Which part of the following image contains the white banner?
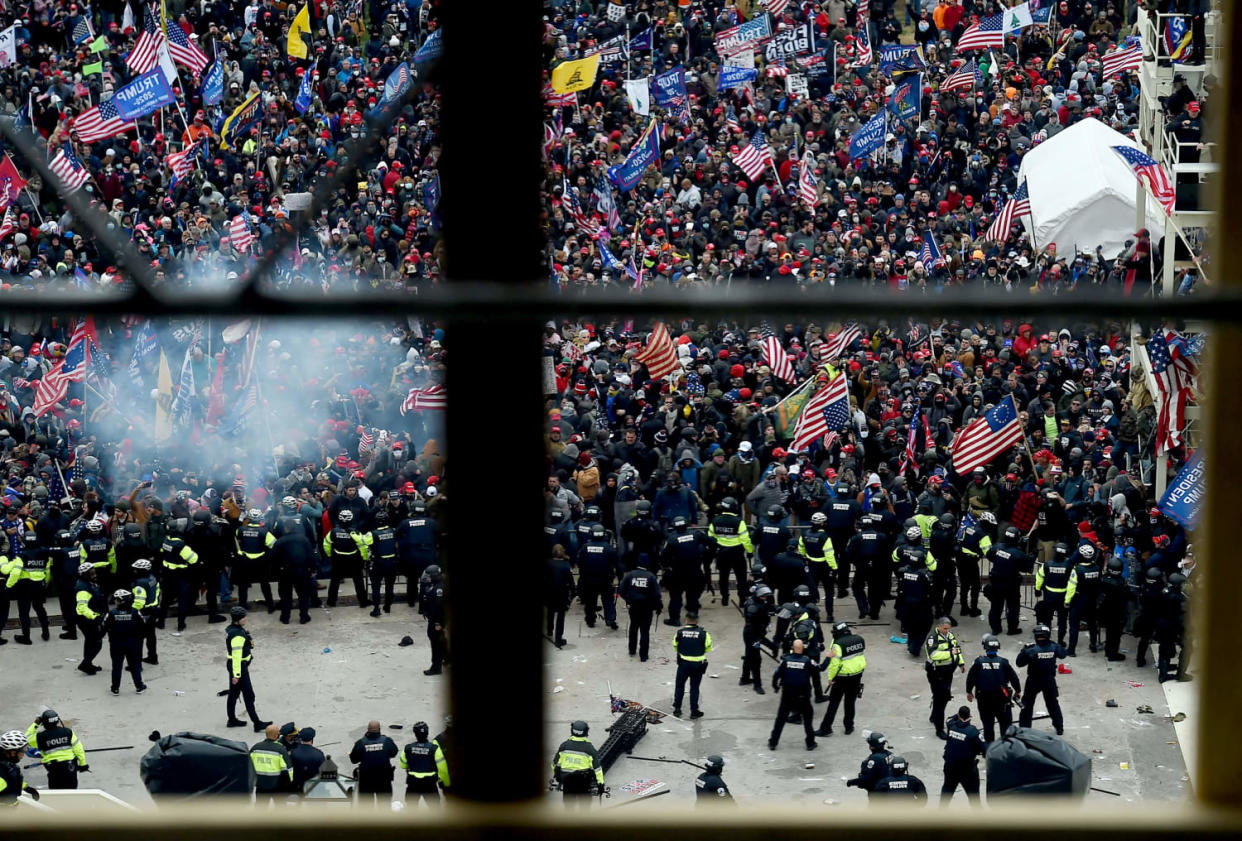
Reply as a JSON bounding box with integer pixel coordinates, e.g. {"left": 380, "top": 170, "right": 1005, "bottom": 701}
{"left": 625, "top": 78, "right": 651, "bottom": 116}
{"left": 1003, "top": 2, "right": 1033, "bottom": 33}
{"left": 724, "top": 49, "right": 754, "bottom": 68}
{"left": 0, "top": 26, "right": 16, "bottom": 68}
{"left": 606, "top": 2, "right": 626, "bottom": 22}
{"left": 785, "top": 74, "right": 808, "bottom": 97}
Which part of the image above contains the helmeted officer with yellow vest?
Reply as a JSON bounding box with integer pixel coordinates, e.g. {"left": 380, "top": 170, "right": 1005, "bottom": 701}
{"left": 816, "top": 621, "right": 867, "bottom": 736}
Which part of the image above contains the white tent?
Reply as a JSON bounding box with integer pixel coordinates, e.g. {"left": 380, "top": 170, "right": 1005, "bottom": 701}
{"left": 1017, "top": 117, "right": 1166, "bottom": 258}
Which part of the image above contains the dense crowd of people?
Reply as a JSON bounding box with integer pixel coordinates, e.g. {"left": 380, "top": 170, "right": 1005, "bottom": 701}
{"left": 543, "top": 0, "right": 1211, "bottom": 294}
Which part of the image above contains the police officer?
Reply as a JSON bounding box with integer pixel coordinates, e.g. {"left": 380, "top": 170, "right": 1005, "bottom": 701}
{"left": 708, "top": 497, "right": 752, "bottom": 607}
{"left": 225, "top": 606, "right": 272, "bottom": 731}
{"left": 1156, "top": 573, "right": 1188, "bottom": 683}
{"left": 400, "top": 721, "right": 449, "bottom": 807}
{"left": 397, "top": 499, "right": 440, "bottom": 605}
{"left": 158, "top": 522, "right": 200, "bottom": 632}
{"left": 350, "top": 720, "right": 399, "bottom": 805}
{"left": 289, "top": 726, "right": 325, "bottom": 794}
{"left": 130, "top": 560, "right": 161, "bottom": 665}
{"left": 660, "top": 516, "right": 709, "bottom": 626}
{"left": 870, "top": 755, "right": 927, "bottom": 802}
{"left": 618, "top": 555, "right": 662, "bottom": 661}
{"left": 74, "top": 562, "right": 106, "bottom": 675}
{"left": 800, "top": 512, "right": 838, "bottom": 619}
{"left": 940, "top": 706, "right": 986, "bottom": 805}
{"left": 986, "top": 526, "right": 1027, "bottom": 636}
{"left": 694, "top": 755, "right": 733, "bottom": 804}
{"left": 324, "top": 509, "right": 371, "bottom": 608}
{"left": 1035, "top": 542, "right": 1073, "bottom": 646}
{"left": 544, "top": 509, "right": 573, "bottom": 556}
{"left": 826, "top": 492, "right": 860, "bottom": 598}
{"left": 420, "top": 565, "right": 447, "bottom": 675}
{"left": 103, "top": 589, "right": 147, "bottom": 695}
{"left": 367, "top": 511, "right": 401, "bottom": 616}
{"left": 929, "top": 513, "right": 958, "bottom": 623}
{"left": 234, "top": 508, "right": 276, "bottom": 612}
{"left": 768, "top": 538, "right": 812, "bottom": 607}
{"left": 740, "top": 584, "right": 774, "bottom": 694}
{"left": 965, "top": 635, "right": 1022, "bottom": 742}
{"left": 1066, "top": 543, "right": 1102, "bottom": 656}
{"left": 620, "top": 500, "right": 664, "bottom": 571}
{"left": 785, "top": 595, "right": 828, "bottom": 703}
{"left": 184, "top": 509, "right": 229, "bottom": 624}
{"left": 1, "top": 729, "right": 40, "bottom": 804}
{"left": 844, "top": 514, "right": 885, "bottom": 619}
{"left": 77, "top": 520, "right": 116, "bottom": 593}
{"left": 272, "top": 510, "right": 315, "bottom": 625}
{"left": 846, "top": 732, "right": 893, "bottom": 797}
{"left": 957, "top": 512, "right": 994, "bottom": 618}
{"left": 552, "top": 720, "right": 605, "bottom": 808}
{"left": 545, "top": 545, "right": 575, "bottom": 648}
{"left": 925, "top": 617, "right": 965, "bottom": 738}
{"left": 895, "top": 530, "right": 934, "bottom": 657}
{"left": 114, "top": 524, "right": 148, "bottom": 579}
{"left": 769, "top": 639, "right": 818, "bottom": 751}
{"left": 51, "top": 530, "right": 79, "bottom": 639}
{"left": 6, "top": 531, "right": 50, "bottom": 643}
{"left": 250, "top": 723, "right": 294, "bottom": 806}
{"left": 1134, "top": 566, "right": 1165, "bottom": 668}
{"left": 816, "top": 621, "right": 866, "bottom": 736}
{"left": 577, "top": 523, "right": 621, "bottom": 630}
{"left": 756, "top": 506, "right": 792, "bottom": 566}
{"left": 1098, "top": 557, "right": 1130, "bottom": 662}
{"left": 24, "top": 710, "right": 87, "bottom": 790}
{"left": 673, "top": 612, "right": 712, "bottom": 718}
{"left": 1016, "top": 624, "right": 1068, "bottom": 735}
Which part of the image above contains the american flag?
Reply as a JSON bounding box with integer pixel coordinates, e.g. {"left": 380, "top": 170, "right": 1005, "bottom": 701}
{"left": 49, "top": 144, "right": 90, "bottom": 193}
{"left": 400, "top": 383, "right": 447, "bottom": 414}
{"left": 586, "top": 34, "right": 628, "bottom": 64}
{"left": 1112, "top": 145, "right": 1175, "bottom": 214}
{"left": 898, "top": 403, "right": 933, "bottom": 476}
{"left": 906, "top": 318, "right": 930, "bottom": 349}
{"left": 72, "top": 15, "right": 93, "bottom": 45}
{"left": 985, "top": 181, "right": 1031, "bottom": 242}
{"left": 819, "top": 324, "right": 862, "bottom": 362}
{"left": 358, "top": 428, "right": 375, "bottom": 454}
{"left": 562, "top": 179, "right": 601, "bottom": 237}
{"left": 797, "top": 157, "right": 818, "bottom": 208}
{"left": 86, "top": 337, "right": 117, "bottom": 404}
{"left": 220, "top": 382, "right": 258, "bottom": 435}
{"left": 957, "top": 13, "right": 1005, "bottom": 51}
{"left": 764, "top": 0, "right": 791, "bottom": 17}
{"left": 949, "top": 393, "right": 1024, "bottom": 474}
{"left": 543, "top": 82, "right": 577, "bottom": 108}
{"left": 761, "top": 323, "right": 796, "bottom": 382}
{"left": 72, "top": 98, "right": 136, "bottom": 143}
{"left": 725, "top": 106, "right": 741, "bottom": 133}
{"left": 941, "top": 59, "right": 980, "bottom": 92}
{"left": 229, "top": 210, "right": 253, "bottom": 252}
{"left": 791, "top": 369, "right": 850, "bottom": 452}
{"left": 731, "top": 131, "right": 773, "bottom": 180}
{"left": 127, "top": 5, "right": 163, "bottom": 75}
{"left": 167, "top": 138, "right": 204, "bottom": 184}
{"left": 165, "top": 18, "right": 209, "bottom": 73}
{"left": 919, "top": 231, "right": 945, "bottom": 270}
{"left": 1102, "top": 43, "right": 1143, "bottom": 78}
{"left": 33, "top": 319, "right": 93, "bottom": 417}
{"left": 857, "top": 0, "right": 871, "bottom": 23}
{"left": 1146, "top": 330, "right": 1197, "bottom": 452}
{"left": 0, "top": 206, "right": 15, "bottom": 241}
{"left": 594, "top": 177, "right": 621, "bottom": 232}
{"left": 853, "top": 24, "right": 874, "bottom": 66}
{"left": 635, "top": 323, "right": 680, "bottom": 380}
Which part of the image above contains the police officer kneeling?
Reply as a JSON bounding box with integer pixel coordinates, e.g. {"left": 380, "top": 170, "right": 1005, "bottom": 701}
{"left": 694, "top": 755, "right": 733, "bottom": 805}
{"left": 870, "top": 755, "right": 927, "bottom": 803}
{"left": 552, "top": 721, "right": 605, "bottom": 809}
{"left": 940, "top": 706, "right": 986, "bottom": 806}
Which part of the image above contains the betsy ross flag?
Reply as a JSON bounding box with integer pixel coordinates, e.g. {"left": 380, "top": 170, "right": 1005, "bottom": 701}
{"left": 941, "top": 59, "right": 980, "bottom": 92}
{"left": 400, "top": 383, "right": 447, "bottom": 414}
{"left": 1111, "top": 145, "right": 1175, "bottom": 213}
{"left": 49, "top": 144, "right": 90, "bottom": 193}
{"left": 167, "top": 138, "right": 204, "bottom": 185}
{"left": 819, "top": 324, "right": 862, "bottom": 362}
{"left": 635, "top": 322, "right": 680, "bottom": 379}
{"left": 957, "top": 13, "right": 1005, "bottom": 51}
{"left": 72, "top": 98, "right": 137, "bottom": 143}
{"left": 229, "top": 210, "right": 254, "bottom": 252}
{"left": 1102, "top": 42, "right": 1142, "bottom": 78}
{"left": 797, "top": 157, "right": 818, "bottom": 208}
{"left": 985, "top": 180, "right": 1031, "bottom": 241}
{"left": 731, "top": 131, "right": 773, "bottom": 180}
{"left": 761, "top": 323, "right": 796, "bottom": 382}
{"left": 165, "top": 17, "right": 209, "bottom": 72}
{"left": 127, "top": 4, "right": 163, "bottom": 74}
{"left": 791, "top": 368, "right": 850, "bottom": 452}
{"left": 949, "top": 393, "right": 1023, "bottom": 474}
{"left": 1146, "top": 329, "right": 1198, "bottom": 452}
{"left": 33, "top": 318, "right": 95, "bottom": 416}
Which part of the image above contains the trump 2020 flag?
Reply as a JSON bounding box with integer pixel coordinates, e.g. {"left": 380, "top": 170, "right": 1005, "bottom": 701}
{"left": 653, "top": 65, "right": 689, "bottom": 120}
{"left": 849, "top": 111, "right": 886, "bottom": 160}
{"left": 201, "top": 54, "right": 224, "bottom": 106}
{"left": 294, "top": 66, "right": 314, "bottom": 114}
{"left": 608, "top": 118, "right": 660, "bottom": 192}
{"left": 718, "top": 64, "right": 758, "bottom": 92}
{"left": 886, "top": 73, "right": 921, "bottom": 121}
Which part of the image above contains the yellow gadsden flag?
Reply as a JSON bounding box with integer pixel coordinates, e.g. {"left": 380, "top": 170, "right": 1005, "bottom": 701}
{"left": 550, "top": 54, "right": 601, "bottom": 94}
{"left": 287, "top": 3, "right": 311, "bottom": 59}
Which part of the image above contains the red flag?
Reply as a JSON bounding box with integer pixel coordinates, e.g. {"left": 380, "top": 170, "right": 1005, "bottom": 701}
{"left": 0, "top": 156, "right": 27, "bottom": 208}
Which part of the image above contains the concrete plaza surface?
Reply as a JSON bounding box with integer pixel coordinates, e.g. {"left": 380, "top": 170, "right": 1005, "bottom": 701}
{"left": 3, "top": 594, "right": 1191, "bottom": 809}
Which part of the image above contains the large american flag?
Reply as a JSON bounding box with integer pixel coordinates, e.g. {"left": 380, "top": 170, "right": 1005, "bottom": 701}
{"left": 853, "top": 24, "right": 874, "bottom": 66}
{"left": 1146, "top": 330, "right": 1198, "bottom": 452}
{"left": 792, "top": 370, "right": 850, "bottom": 452}
{"left": 1102, "top": 43, "right": 1143, "bottom": 78}
{"left": 400, "top": 383, "right": 447, "bottom": 414}
{"left": 229, "top": 211, "right": 253, "bottom": 252}
{"left": 1112, "top": 145, "right": 1175, "bottom": 214}
{"left": 33, "top": 319, "right": 93, "bottom": 416}
{"left": 957, "top": 13, "right": 1005, "bottom": 51}
{"left": 635, "top": 322, "right": 680, "bottom": 380}
{"left": 49, "top": 145, "right": 90, "bottom": 193}
{"left": 797, "top": 157, "right": 818, "bottom": 208}
{"left": 127, "top": 5, "right": 163, "bottom": 75}
{"left": 165, "top": 18, "right": 209, "bottom": 73}
{"left": 819, "top": 324, "right": 862, "bottom": 362}
{"left": 985, "top": 181, "right": 1031, "bottom": 242}
{"left": 761, "top": 324, "right": 796, "bottom": 382}
{"left": 167, "top": 138, "right": 204, "bottom": 183}
{"left": 941, "top": 59, "right": 980, "bottom": 92}
{"left": 72, "top": 98, "right": 136, "bottom": 143}
{"left": 949, "top": 394, "right": 1023, "bottom": 474}
{"left": 731, "top": 131, "right": 773, "bottom": 180}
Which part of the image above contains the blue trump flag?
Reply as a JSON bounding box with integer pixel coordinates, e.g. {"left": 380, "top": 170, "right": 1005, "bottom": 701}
{"left": 608, "top": 118, "right": 660, "bottom": 192}
{"left": 599, "top": 240, "right": 625, "bottom": 272}
{"left": 718, "top": 64, "right": 758, "bottom": 92}
{"left": 849, "top": 111, "right": 886, "bottom": 160}
{"left": 415, "top": 28, "right": 442, "bottom": 64}
{"left": 384, "top": 61, "right": 414, "bottom": 103}
{"left": 201, "top": 55, "right": 224, "bottom": 106}
{"left": 294, "top": 65, "right": 314, "bottom": 114}
{"left": 114, "top": 69, "right": 176, "bottom": 120}
{"left": 879, "top": 44, "right": 923, "bottom": 75}
{"left": 653, "top": 65, "right": 688, "bottom": 115}
{"left": 1159, "top": 450, "right": 1204, "bottom": 528}
{"left": 629, "top": 27, "right": 653, "bottom": 50}
{"left": 887, "top": 73, "right": 921, "bottom": 121}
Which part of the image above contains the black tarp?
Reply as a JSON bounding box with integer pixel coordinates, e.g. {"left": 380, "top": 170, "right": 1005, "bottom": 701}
{"left": 985, "top": 726, "right": 1092, "bottom": 797}
{"left": 140, "top": 732, "right": 255, "bottom": 797}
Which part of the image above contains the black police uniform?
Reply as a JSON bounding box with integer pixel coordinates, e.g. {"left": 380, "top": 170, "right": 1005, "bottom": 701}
{"left": 1066, "top": 553, "right": 1102, "bottom": 655}
{"left": 985, "top": 540, "right": 1026, "bottom": 635}
{"left": 271, "top": 518, "right": 315, "bottom": 624}
{"left": 234, "top": 521, "right": 276, "bottom": 610}
{"left": 957, "top": 522, "right": 991, "bottom": 616}
{"left": 544, "top": 552, "right": 575, "bottom": 644}
{"left": 694, "top": 769, "right": 733, "bottom": 804}
{"left": 785, "top": 606, "right": 827, "bottom": 701}
{"left": 349, "top": 731, "right": 399, "bottom": 802}
{"left": 708, "top": 510, "right": 751, "bottom": 606}
{"left": 673, "top": 622, "right": 711, "bottom": 715}
{"left": 799, "top": 526, "right": 836, "bottom": 619}
{"left": 1035, "top": 552, "right": 1073, "bottom": 644}
{"left": 740, "top": 593, "right": 773, "bottom": 691}
{"left": 756, "top": 520, "right": 791, "bottom": 566}
{"left": 158, "top": 533, "right": 198, "bottom": 630}
{"left": 0, "top": 757, "right": 32, "bottom": 804}
{"left": 226, "top": 620, "right": 262, "bottom": 725}
{"left": 185, "top": 515, "right": 230, "bottom": 620}
{"left": 767, "top": 544, "right": 811, "bottom": 606}
{"left": 103, "top": 603, "right": 147, "bottom": 693}
{"left": 1134, "top": 573, "right": 1165, "bottom": 668}
{"left": 50, "top": 541, "right": 78, "bottom": 638}
{"left": 924, "top": 628, "right": 964, "bottom": 735}
{"left": 940, "top": 714, "right": 986, "bottom": 804}
{"left": 871, "top": 770, "right": 928, "bottom": 802}
{"left": 827, "top": 498, "right": 860, "bottom": 597}
{"left": 325, "top": 524, "right": 368, "bottom": 608}
{"left": 618, "top": 565, "right": 662, "bottom": 661}
{"left": 847, "top": 748, "right": 892, "bottom": 796}
{"left": 420, "top": 573, "right": 447, "bottom": 674}
{"left": 845, "top": 522, "right": 884, "bottom": 618}
{"left": 965, "top": 650, "right": 1021, "bottom": 742}
{"left": 400, "top": 738, "right": 446, "bottom": 805}
{"left": 1016, "top": 637, "right": 1069, "bottom": 733}
{"left": 396, "top": 513, "right": 439, "bottom": 599}
{"left": 289, "top": 739, "right": 325, "bottom": 793}
{"left": 620, "top": 514, "right": 663, "bottom": 572}
{"left": 769, "top": 651, "right": 817, "bottom": 750}
{"left": 1099, "top": 568, "right": 1130, "bottom": 660}
{"left": 1155, "top": 583, "right": 1187, "bottom": 683}
{"left": 659, "top": 528, "right": 709, "bottom": 625}
{"left": 818, "top": 631, "right": 866, "bottom": 734}
{"left": 576, "top": 537, "right": 622, "bottom": 628}
{"left": 895, "top": 555, "right": 933, "bottom": 656}
{"left": 131, "top": 571, "right": 161, "bottom": 663}
{"left": 368, "top": 523, "right": 400, "bottom": 614}
{"left": 74, "top": 574, "right": 106, "bottom": 672}
{"left": 9, "top": 544, "right": 51, "bottom": 640}
{"left": 929, "top": 520, "right": 958, "bottom": 619}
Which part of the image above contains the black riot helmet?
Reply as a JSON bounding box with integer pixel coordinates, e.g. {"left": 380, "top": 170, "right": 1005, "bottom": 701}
{"left": 1145, "top": 566, "right": 1164, "bottom": 584}
{"left": 1054, "top": 542, "right": 1070, "bottom": 560}
{"left": 672, "top": 516, "right": 689, "bottom": 531}
{"left": 122, "top": 522, "right": 143, "bottom": 543}
{"left": 832, "top": 621, "right": 850, "bottom": 638}
{"left": 704, "top": 755, "right": 724, "bottom": 773}
{"left": 866, "top": 732, "right": 887, "bottom": 750}
{"left": 937, "top": 513, "right": 955, "bottom": 530}
{"left": 720, "top": 497, "right": 739, "bottom": 513}
{"left": 1168, "top": 572, "right": 1187, "bottom": 589}
{"left": 1004, "top": 526, "right": 1021, "bottom": 542}
{"left": 1106, "top": 557, "right": 1124, "bottom": 573}
{"left": 584, "top": 505, "right": 602, "bottom": 522}
{"left": 636, "top": 500, "right": 652, "bottom": 516}
{"left": 570, "top": 720, "right": 589, "bottom": 737}
{"left": 793, "top": 584, "right": 812, "bottom": 604}
{"left": 1033, "top": 624, "right": 1052, "bottom": 640}
{"left": 589, "top": 523, "right": 606, "bottom": 540}
{"left": 413, "top": 721, "right": 430, "bottom": 741}
{"left": 889, "top": 755, "right": 909, "bottom": 774}
{"left": 767, "top": 505, "right": 786, "bottom": 521}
